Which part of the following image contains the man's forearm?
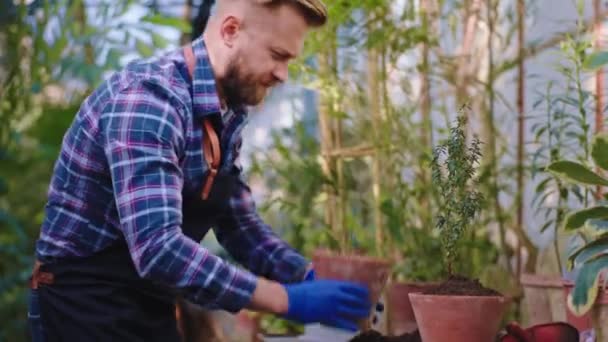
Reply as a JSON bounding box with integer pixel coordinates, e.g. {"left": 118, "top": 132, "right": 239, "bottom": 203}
{"left": 247, "top": 277, "right": 289, "bottom": 315}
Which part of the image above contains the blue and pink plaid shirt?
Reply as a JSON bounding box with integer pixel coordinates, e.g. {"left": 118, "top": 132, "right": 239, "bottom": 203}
{"left": 35, "top": 37, "right": 308, "bottom": 313}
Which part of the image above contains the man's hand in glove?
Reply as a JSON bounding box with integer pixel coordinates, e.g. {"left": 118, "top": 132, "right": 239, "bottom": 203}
{"left": 282, "top": 280, "right": 372, "bottom": 331}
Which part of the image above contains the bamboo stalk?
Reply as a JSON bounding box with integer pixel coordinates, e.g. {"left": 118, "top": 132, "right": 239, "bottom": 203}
{"left": 323, "top": 144, "right": 375, "bottom": 158}
{"left": 317, "top": 50, "right": 337, "bottom": 238}
{"left": 595, "top": 0, "right": 604, "bottom": 200}
{"left": 419, "top": 0, "right": 433, "bottom": 233}
{"left": 180, "top": 0, "right": 193, "bottom": 44}
{"left": 515, "top": 0, "right": 526, "bottom": 281}
{"left": 335, "top": 105, "right": 347, "bottom": 251}
{"left": 486, "top": 0, "right": 513, "bottom": 276}
{"left": 75, "top": 0, "right": 94, "bottom": 65}
{"left": 367, "top": 9, "right": 384, "bottom": 255}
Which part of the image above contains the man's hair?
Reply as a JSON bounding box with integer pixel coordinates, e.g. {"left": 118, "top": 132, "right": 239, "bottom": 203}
{"left": 256, "top": 0, "right": 327, "bottom": 27}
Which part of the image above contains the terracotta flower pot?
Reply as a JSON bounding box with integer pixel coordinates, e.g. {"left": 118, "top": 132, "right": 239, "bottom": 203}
{"left": 386, "top": 282, "right": 437, "bottom": 336}
{"left": 409, "top": 293, "right": 509, "bottom": 342}
{"left": 311, "top": 249, "right": 392, "bottom": 329}
{"left": 520, "top": 273, "right": 566, "bottom": 325}
{"left": 563, "top": 281, "right": 608, "bottom": 342}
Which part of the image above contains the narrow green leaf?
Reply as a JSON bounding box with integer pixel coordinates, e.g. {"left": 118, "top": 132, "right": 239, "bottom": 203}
{"left": 141, "top": 14, "right": 192, "bottom": 33}
{"left": 540, "top": 219, "right": 555, "bottom": 233}
{"left": 591, "top": 134, "right": 608, "bottom": 171}
{"left": 583, "top": 51, "right": 608, "bottom": 70}
{"left": 136, "top": 39, "right": 153, "bottom": 57}
{"left": 568, "top": 253, "right": 608, "bottom": 316}
{"left": 564, "top": 206, "right": 608, "bottom": 231}
{"left": 151, "top": 33, "right": 169, "bottom": 49}
{"left": 547, "top": 161, "right": 608, "bottom": 186}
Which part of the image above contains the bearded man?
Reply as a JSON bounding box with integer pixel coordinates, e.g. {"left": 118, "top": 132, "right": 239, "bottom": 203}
{"left": 27, "top": 1, "right": 372, "bottom": 341}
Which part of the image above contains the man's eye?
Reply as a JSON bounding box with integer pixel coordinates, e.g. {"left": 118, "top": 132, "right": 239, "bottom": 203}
{"left": 271, "top": 51, "right": 286, "bottom": 60}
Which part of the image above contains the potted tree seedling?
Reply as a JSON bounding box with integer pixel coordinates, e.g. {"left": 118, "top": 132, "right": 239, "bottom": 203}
{"left": 408, "top": 114, "right": 509, "bottom": 342}
{"left": 546, "top": 133, "right": 608, "bottom": 341}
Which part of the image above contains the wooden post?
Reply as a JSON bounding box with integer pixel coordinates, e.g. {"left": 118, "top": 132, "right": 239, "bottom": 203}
{"left": 595, "top": 0, "right": 604, "bottom": 200}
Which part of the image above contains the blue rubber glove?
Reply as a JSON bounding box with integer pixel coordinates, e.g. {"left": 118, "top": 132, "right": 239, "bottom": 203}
{"left": 283, "top": 280, "right": 371, "bottom": 332}
{"left": 303, "top": 268, "right": 315, "bottom": 281}
{"left": 301, "top": 267, "right": 384, "bottom": 326}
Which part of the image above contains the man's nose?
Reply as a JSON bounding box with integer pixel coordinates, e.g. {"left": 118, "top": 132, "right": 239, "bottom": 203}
{"left": 273, "top": 62, "right": 289, "bottom": 83}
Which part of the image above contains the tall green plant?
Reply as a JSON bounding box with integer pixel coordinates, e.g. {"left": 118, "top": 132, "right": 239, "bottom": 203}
{"left": 546, "top": 134, "right": 608, "bottom": 316}
{"left": 431, "top": 114, "right": 484, "bottom": 274}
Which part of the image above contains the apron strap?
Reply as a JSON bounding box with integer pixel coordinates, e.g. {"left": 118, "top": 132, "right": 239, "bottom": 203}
{"left": 183, "top": 45, "right": 221, "bottom": 200}
{"left": 28, "top": 260, "right": 54, "bottom": 289}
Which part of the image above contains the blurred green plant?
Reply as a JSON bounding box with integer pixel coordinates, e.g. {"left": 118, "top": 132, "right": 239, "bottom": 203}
{"left": 0, "top": 1, "right": 191, "bottom": 339}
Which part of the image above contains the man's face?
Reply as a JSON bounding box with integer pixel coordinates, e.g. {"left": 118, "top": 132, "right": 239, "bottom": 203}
{"left": 220, "top": 4, "right": 309, "bottom": 107}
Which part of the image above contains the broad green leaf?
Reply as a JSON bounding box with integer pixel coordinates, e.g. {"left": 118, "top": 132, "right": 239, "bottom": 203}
{"left": 591, "top": 134, "right": 608, "bottom": 171}
{"left": 568, "top": 233, "right": 608, "bottom": 268}
{"left": 563, "top": 206, "right": 608, "bottom": 231}
{"left": 585, "top": 219, "right": 608, "bottom": 233}
{"left": 141, "top": 15, "right": 192, "bottom": 33}
{"left": 136, "top": 39, "right": 153, "bottom": 58}
{"left": 583, "top": 51, "right": 608, "bottom": 70}
{"left": 568, "top": 253, "right": 608, "bottom": 316}
{"left": 547, "top": 161, "right": 608, "bottom": 186}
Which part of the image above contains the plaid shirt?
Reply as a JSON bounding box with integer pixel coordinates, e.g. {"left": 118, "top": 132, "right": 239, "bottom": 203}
{"left": 35, "top": 37, "right": 308, "bottom": 313}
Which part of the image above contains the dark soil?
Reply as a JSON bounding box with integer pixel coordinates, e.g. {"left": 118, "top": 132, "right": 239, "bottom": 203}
{"left": 423, "top": 274, "right": 501, "bottom": 296}
{"left": 349, "top": 330, "right": 421, "bottom": 342}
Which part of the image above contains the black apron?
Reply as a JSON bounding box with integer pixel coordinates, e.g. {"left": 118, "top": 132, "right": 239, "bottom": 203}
{"left": 36, "top": 142, "right": 239, "bottom": 342}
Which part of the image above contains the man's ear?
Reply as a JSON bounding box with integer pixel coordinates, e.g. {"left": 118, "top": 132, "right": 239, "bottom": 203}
{"left": 220, "top": 16, "right": 240, "bottom": 48}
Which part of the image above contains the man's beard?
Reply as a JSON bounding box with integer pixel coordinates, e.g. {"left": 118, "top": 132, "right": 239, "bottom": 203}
{"left": 220, "top": 57, "right": 268, "bottom": 107}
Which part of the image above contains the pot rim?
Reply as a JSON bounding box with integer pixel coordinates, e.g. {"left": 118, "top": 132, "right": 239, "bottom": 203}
{"left": 311, "top": 249, "right": 392, "bottom": 266}
{"left": 519, "top": 273, "right": 564, "bottom": 288}
{"left": 408, "top": 292, "right": 508, "bottom": 301}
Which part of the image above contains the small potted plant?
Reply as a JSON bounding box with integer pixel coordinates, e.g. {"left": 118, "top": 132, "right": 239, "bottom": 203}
{"left": 408, "top": 114, "right": 509, "bottom": 342}
{"left": 546, "top": 133, "right": 608, "bottom": 341}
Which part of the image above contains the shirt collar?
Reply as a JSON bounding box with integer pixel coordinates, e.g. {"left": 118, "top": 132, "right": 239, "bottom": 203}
{"left": 189, "top": 37, "right": 223, "bottom": 120}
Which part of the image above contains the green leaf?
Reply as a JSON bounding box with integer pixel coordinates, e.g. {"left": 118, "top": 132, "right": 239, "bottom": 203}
{"left": 547, "top": 161, "right": 608, "bottom": 186}
{"left": 564, "top": 206, "right": 608, "bottom": 231}
{"left": 151, "top": 33, "right": 169, "bottom": 49}
{"left": 591, "top": 134, "right": 608, "bottom": 171}
{"left": 583, "top": 51, "right": 608, "bottom": 70}
{"left": 540, "top": 220, "right": 555, "bottom": 233}
{"left": 568, "top": 233, "right": 608, "bottom": 267}
{"left": 568, "top": 253, "right": 608, "bottom": 316}
{"left": 136, "top": 39, "right": 153, "bottom": 57}
{"left": 141, "top": 14, "right": 192, "bottom": 33}
{"left": 585, "top": 219, "right": 608, "bottom": 233}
